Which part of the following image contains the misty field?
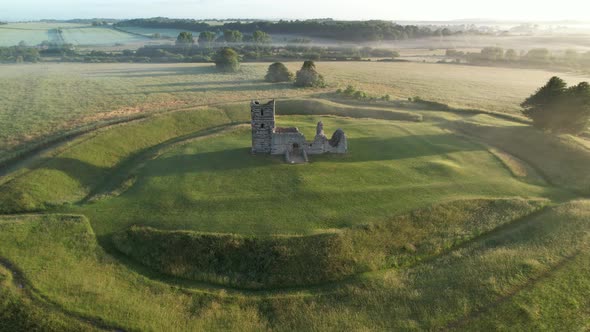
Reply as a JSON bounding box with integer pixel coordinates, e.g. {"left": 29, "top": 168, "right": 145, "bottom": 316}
{"left": 115, "top": 26, "right": 199, "bottom": 38}
{"left": 1, "top": 61, "right": 588, "bottom": 158}
{"left": 60, "top": 27, "right": 146, "bottom": 46}
{"left": 0, "top": 23, "right": 147, "bottom": 47}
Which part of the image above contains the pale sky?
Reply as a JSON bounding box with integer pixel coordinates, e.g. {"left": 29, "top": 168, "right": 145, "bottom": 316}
{"left": 1, "top": 0, "right": 589, "bottom": 22}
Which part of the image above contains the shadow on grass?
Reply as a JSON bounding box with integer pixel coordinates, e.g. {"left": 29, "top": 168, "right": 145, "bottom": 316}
{"left": 110, "top": 82, "right": 295, "bottom": 95}
{"left": 35, "top": 157, "right": 107, "bottom": 189}
{"left": 28, "top": 133, "right": 481, "bottom": 199}
{"left": 87, "top": 66, "right": 235, "bottom": 78}
{"left": 141, "top": 134, "right": 481, "bottom": 175}
{"left": 138, "top": 79, "right": 265, "bottom": 88}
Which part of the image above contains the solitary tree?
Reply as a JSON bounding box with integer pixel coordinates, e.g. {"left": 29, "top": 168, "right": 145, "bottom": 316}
{"left": 214, "top": 47, "right": 240, "bottom": 72}
{"left": 294, "top": 60, "right": 326, "bottom": 87}
{"left": 265, "top": 62, "right": 293, "bottom": 82}
{"left": 522, "top": 76, "right": 590, "bottom": 134}
{"left": 198, "top": 31, "right": 216, "bottom": 45}
{"left": 176, "top": 32, "right": 194, "bottom": 45}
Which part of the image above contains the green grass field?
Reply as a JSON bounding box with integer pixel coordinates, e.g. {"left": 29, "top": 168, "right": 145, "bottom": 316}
{"left": 115, "top": 26, "right": 200, "bottom": 38}
{"left": 0, "top": 23, "right": 146, "bottom": 47}
{"left": 1, "top": 61, "right": 588, "bottom": 158}
{"left": 0, "top": 59, "right": 589, "bottom": 329}
{"left": 60, "top": 27, "right": 146, "bottom": 46}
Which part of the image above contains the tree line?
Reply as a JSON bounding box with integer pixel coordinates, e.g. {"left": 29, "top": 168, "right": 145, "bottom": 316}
{"left": 0, "top": 46, "right": 41, "bottom": 63}
{"left": 8, "top": 41, "right": 398, "bottom": 63}
{"left": 115, "top": 18, "right": 465, "bottom": 42}
{"left": 175, "top": 30, "right": 271, "bottom": 45}
{"left": 446, "top": 47, "right": 590, "bottom": 72}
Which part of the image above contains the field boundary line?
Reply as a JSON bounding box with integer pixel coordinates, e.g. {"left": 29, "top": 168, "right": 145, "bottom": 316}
{"left": 0, "top": 256, "right": 127, "bottom": 331}
{"left": 443, "top": 249, "right": 584, "bottom": 330}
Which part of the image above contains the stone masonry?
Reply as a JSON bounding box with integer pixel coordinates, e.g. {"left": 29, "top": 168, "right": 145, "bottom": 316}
{"left": 251, "top": 100, "right": 347, "bottom": 162}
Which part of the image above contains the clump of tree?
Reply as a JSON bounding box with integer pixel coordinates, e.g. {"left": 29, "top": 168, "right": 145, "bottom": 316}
{"left": 294, "top": 60, "right": 325, "bottom": 87}
{"left": 176, "top": 32, "right": 194, "bottom": 45}
{"left": 336, "top": 85, "right": 390, "bottom": 101}
{"left": 265, "top": 62, "right": 293, "bottom": 82}
{"left": 214, "top": 47, "right": 240, "bottom": 72}
{"left": 0, "top": 46, "right": 40, "bottom": 63}
{"left": 223, "top": 30, "right": 243, "bottom": 43}
{"left": 198, "top": 31, "right": 216, "bottom": 45}
{"left": 252, "top": 30, "right": 271, "bottom": 44}
{"left": 91, "top": 20, "right": 108, "bottom": 26}
{"left": 522, "top": 76, "right": 590, "bottom": 135}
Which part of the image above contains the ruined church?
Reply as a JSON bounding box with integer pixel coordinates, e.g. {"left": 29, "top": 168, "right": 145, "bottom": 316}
{"left": 251, "top": 100, "right": 347, "bottom": 163}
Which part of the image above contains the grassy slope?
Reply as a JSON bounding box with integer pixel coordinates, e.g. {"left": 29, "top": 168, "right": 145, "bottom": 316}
{"left": 70, "top": 115, "right": 555, "bottom": 237}
{"left": 0, "top": 215, "right": 268, "bottom": 331}
{"left": 111, "top": 199, "right": 547, "bottom": 289}
{"left": 0, "top": 107, "right": 242, "bottom": 212}
{"left": 452, "top": 114, "right": 590, "bottom": 195}
{"left": 0, "top": 264, "right": 98, "bottom": 332}
{"left": 0, "top": 200, "right": 588, "bottom": 330}
{"left": 1, "top": 62, "right": 588, "bottom": 156}
{"left": 461, "top": 251, "right": 590, "bottom": 331}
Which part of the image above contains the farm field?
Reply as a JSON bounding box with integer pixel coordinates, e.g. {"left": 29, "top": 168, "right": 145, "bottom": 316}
{"left": 115, "top": 26, "right": 200, "bottom": 38}
{"left": 0, "top": 23, "right": 147, "bottom": 47}
{"left": 60, "top": 27, "right": 146, "bottom": 46}
{"left": 1, "top": 61, "right": 589, "bottom": 159}
{"left": 0, "top": 23, "right": 60, "bottom": 46}
{"left": 0, "top": 91, "right": 589, "bottom": 328}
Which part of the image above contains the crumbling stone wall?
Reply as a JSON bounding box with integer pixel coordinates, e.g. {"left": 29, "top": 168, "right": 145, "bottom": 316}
{"left": 251, "top": 100, "right": 276, "bottom": 153}
{"left": 251, "top": 100, "right": 347, "bottom": 158}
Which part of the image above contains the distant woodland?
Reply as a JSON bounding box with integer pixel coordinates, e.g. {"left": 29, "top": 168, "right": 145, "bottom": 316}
{"left": 115, "top": 18, "right": 465, "bottom": 41}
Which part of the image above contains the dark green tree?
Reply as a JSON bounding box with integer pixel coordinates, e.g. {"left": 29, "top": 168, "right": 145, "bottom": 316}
{"left": 176, "top": 32, "right": 194, "bottom": 45}
{"left": 252, "top": 30, "right": 271, "bottom": 44}
{"left": 198, "top": 31, "right": 216, "bottom": 45}
{"left": 294, "top": 60, "right": 326, "bottom": 87}
{"left": 214, "top": 47, "right": 240, "bottom": 72}
{"left": 522, "top": 76, "right": 590, "bottom": 134}
{"left": 265, "top": 62, "right": 293, "bottom": 82}
{"left": 223, "top": 30, "right": 243, "bottom": 43}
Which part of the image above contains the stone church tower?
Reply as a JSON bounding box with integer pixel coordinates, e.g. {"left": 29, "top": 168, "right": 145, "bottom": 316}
{"left": 251, "top": 100, "right": 275, "bottom": 153}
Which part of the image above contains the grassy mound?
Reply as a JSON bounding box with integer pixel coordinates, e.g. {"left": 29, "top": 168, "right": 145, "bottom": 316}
{"left": 0, "top": 108, "right": 245, "bottom": 213}
{"left": 1, "top": 202, "right": 589, "bottom": 330}
{"left": 72, "top": 115, "right": 553, "bottom": 237}
{"left": 0, "top": 99, "right": 425, "bottom": 215}
{"left": 112, "top": 198, "right": 547, "bottom": 289}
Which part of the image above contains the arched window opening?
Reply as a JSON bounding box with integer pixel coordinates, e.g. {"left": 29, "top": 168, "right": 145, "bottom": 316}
{"left": 261, "top": 123, "right": 265, "bottom": 128}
